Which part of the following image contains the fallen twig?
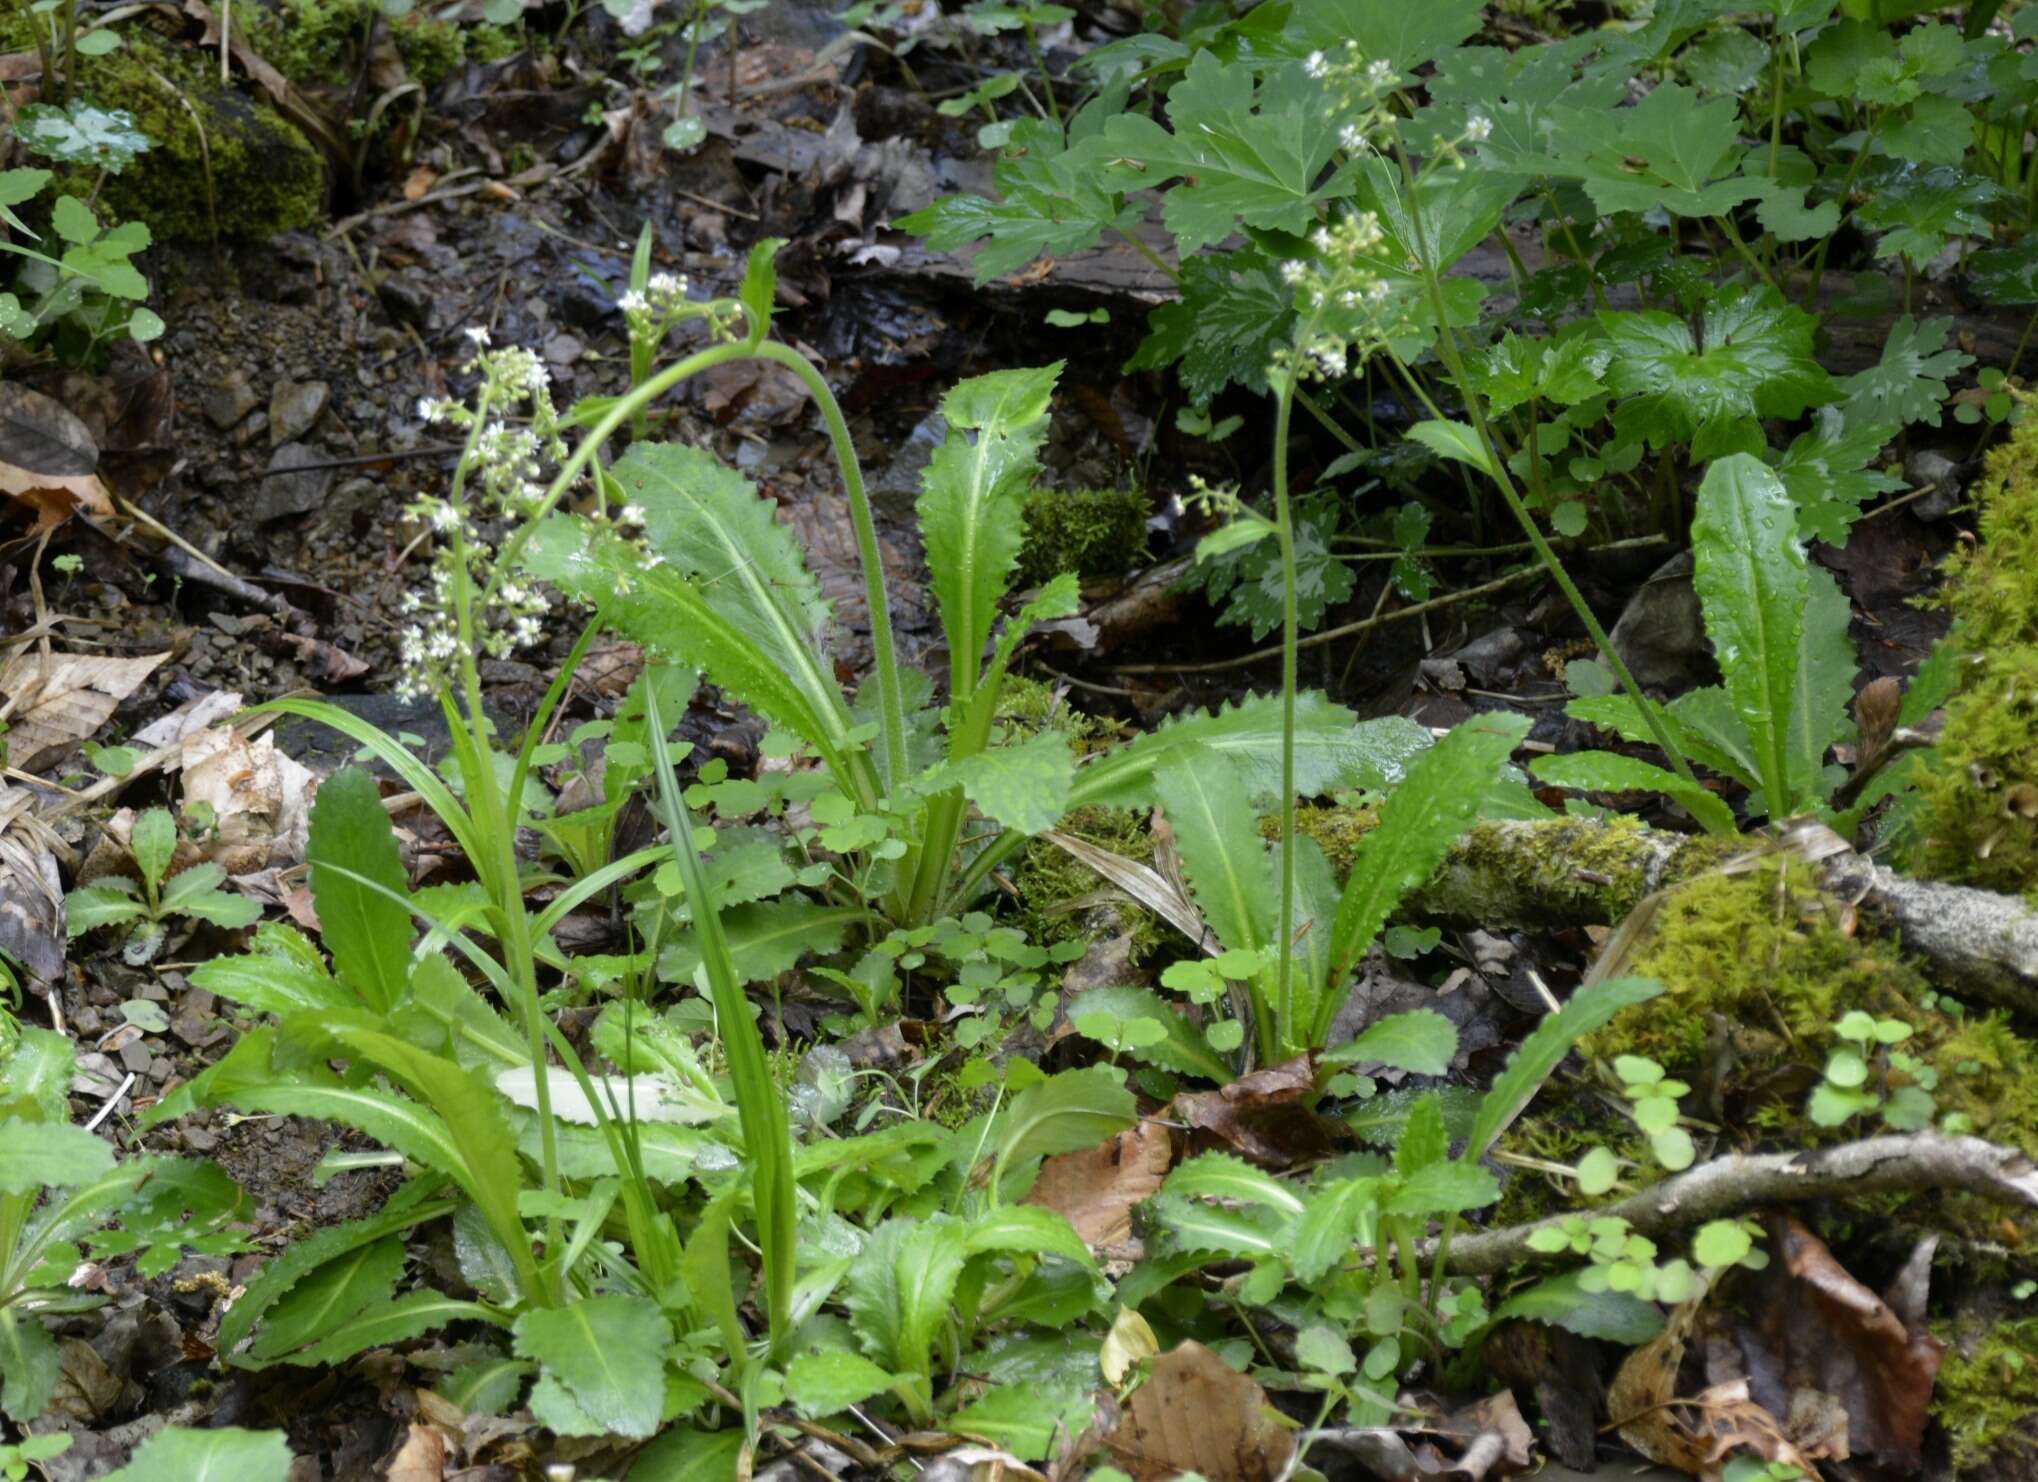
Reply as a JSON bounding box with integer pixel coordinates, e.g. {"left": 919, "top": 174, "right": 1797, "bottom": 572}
{"left": 1437, "top": 1133, "right": 2038, "bottom": 1276}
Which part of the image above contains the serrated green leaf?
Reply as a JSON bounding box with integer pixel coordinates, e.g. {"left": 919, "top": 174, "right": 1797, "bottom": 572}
{"left": 1127, "top": 249, "right": 1288, "bottom": 404}
{"left": 62, "top": 878, "right": 144, "bottom": 935}
{"left": 945, "top": 1381, "right": 1094, "bottom": 1461}
{"left": 1600, "top": 285, "right": 1833, "bottom": 457}
{"left": 214, "top": 1192, "right": 452, "bottom": 1357}
{"left": 307, "top": 768, "right": 413, "bottom": 1014}
{"left": 15, "top": 102, "right": 154, "bottom": 170}
{"left": 1323, "top": 713, "right": 1529, "bottom": 1036}
{"left": 1289, "top": 1177, "right": 1380, "bottom": 1282}
{"left": 162, "top": 865, "right": 261, "bottom": 929}
{"left": 101, "top": 1426, "right": 289, "bottom": 1482}
{"left": 1771, "top": 406, "right": 1904, "bottom": 545}
{"left": 897, "top": 118, "right": 1140, "bottom": 284}
{"left": 1529, "top": 751, "right": 1738, "bottom": 835}
{"left": 130, "top": 807, "right": 176, "bottom": 889}
{"left": 844, "top": 1215, "right": 968, "bottom": 1378}
{"left": 1076, "top": 697, "right": 1429, "bottom": 811}
{"left": 919, "top": 364, "right": 1061, "bottom": 709}
{"left": 1407, "top": 420, "right": 1499, "bottom": 481}
{"left": 966, "top": 1204, "right": 1097, "bottom": 1271}
{"left": 1855, "top": 161, "right": 2003, "bottom": 267}
{"left": 1094, "top": 51, "right": 1355, "bottom": 255}
{"left": 1163, "top": 1153, "right": 1307, "bottom": 1217}
{"left": 1155, "top": 750, "right": 1275, "bottom": 964}
{"left": 0, "top": 1119, "right": 113, "bottom": 1193}
{"left": 1183, "top": 495, "right": 1353, "bottom": 642}
{"left": 1395, "top": 1093, "right": 1450, "bottom": 1176}
{"left": 919, "top": 731, "right": 1072, "bottom": 836}
{"left": 281, "top": 1290, "right": 502, "bottom": 1368}
{"left": 248, "top": 1236, "right": 407, "bottom": 1362}
{"left": 512, "top": 1295, "right": 672, "bottom": 1438}
{"left": 1148, "top": 1193, "right": 1287, "bottom": 1257}
{"left": 1322, "top": 1009, "right": 1461, "bottom": 1075}
{"left": 1387, "top": 1160, "right": 1498, "bottom": 1216}
{"left": 1543, "top": 83, "right": 1762, "bottom": 217}
{"left": 192, "top": 928, "right": 351, "bottom": 1018}
{"left": 1837, "top": 314, "right": 1972, "bottom": 428}
{"left": 737, "top": 238, "right": 784, "bottom": 342}
{"left": 1488, "top": 1270, "right": 1663, "bottom": 1344}
{"left": 0, "top": 1309, "right": 58, "bottom": 1423}
{"left": 521, "top": 516, "right": 862, "bottom": 787}
{"left": 786, "top": 1349, "right": 897, "bottom": 1416}
{"left": 1691, "top": 455, "right": 1810, "bottom": 816}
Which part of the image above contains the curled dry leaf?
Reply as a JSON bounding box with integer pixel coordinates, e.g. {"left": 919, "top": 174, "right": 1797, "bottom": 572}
{"left": 0, "top": 382, "right": 116, "bottom": 529}
{"left": 1702, "top": 1215, "right": 1946, "bottom": 1473}
{"left": 1610, "top": 1296, "right": 1820, "bottom": 1478}
{"left": 1026, "top": 1118, "right": 1172, "bottom": 1253}
{"left": 1312, "top": 1390, "right": 1537, "bottom": 1480}
{"left": 385, "top": 1421, "right": 451, "bottom": 1482}
{"left": 1102, "top": 1340, "right": 1294, "bottom": 1482}
{"left": 0, "top": 786, "right": 65, "bottom": 982}
{"left": 1172, "top": 1053, "right": 1334, "bottom": 1168}
{"left": 180, "top": 725, "right": 319, "bottom": 874}
{"left": 1853, "top": 675, "right": 1902, "bottom": 765}
{"left": 0, "top": 650, "right": 169, "bottom": 772}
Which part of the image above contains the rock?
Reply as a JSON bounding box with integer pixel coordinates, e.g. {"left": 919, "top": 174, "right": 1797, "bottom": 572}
{"left": 118, "top": 1037, "right": 154, "bottom": 1075}
{"left": 543, "top": 332, "right": 584, "bottom": 365}
{"left": 254, "top": 442, "right": 334, "bottom": 522}
{"left": 377, "top": 270, "right": 436, "bottom": 332}
{"left": 1608, "top": 550, "right": 1711, "bottom": 690}
{"left": 1905, "top": 447, "right": 1965, "bottom": 522}
{"left": 269, "top": 379, "right": 329, "bottom": 446}
{"left": 201, "top": 371, "right": 260, "bottom": 430}
{"left": 867, "top": 408, "right": 948, "bottom": 520}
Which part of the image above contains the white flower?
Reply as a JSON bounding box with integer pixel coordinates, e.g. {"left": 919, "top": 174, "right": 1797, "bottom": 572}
{"left": 1465, "top": 113, "right": 1492, "bottom": 143}
{"left": 618, "top": 289, "right": 648, "bottom": 314}
{"left": 1304, "top": 50, "right": 1326, "bottom": 78}
{"left": 416, "top": 397, "right": 441, "bottom": 422}
{"left": 618, "top": 504, "right": 647, "bottom": 527}
{"left": 1365, "top": 58, "right": 1395, "bottom": 88}
{"left": 462, "top": 324, "right": 492, "bottom": 347}
{"left": 647, "top": 271, "right": 687, "bottom": 296}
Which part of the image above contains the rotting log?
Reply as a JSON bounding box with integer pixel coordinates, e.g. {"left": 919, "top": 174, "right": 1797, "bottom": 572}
{"left": 1435, "top": 1133, "right": 2038, "bottom": 1276}
{"left": 1414, "top": 819, "right": 2038, "bottom": 1019}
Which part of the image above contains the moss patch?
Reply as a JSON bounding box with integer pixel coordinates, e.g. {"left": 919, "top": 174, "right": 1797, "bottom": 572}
{"left": 1935, "top": 1315, "right": 2038, "bottom": 1475}
{"left": 9, "top": 18, "right": 328, "bottom": 243}
{"left": 1018, "top": 486, "right": 1149, "bottom": 586}
{"left": 1456, "top": 816, "right": 1741, "bottom": 925}
{"left": 1256, "top": 805, "right": 1379, "bottom": 877}
{"left": 242, "top": 0, "right": 512, "bottom": 89}
{"left": 1918, "top": 413, "right": 2038, "bottom": 894}
{"left": 1009, "top": 805, "right": 1163, "bottom": 962}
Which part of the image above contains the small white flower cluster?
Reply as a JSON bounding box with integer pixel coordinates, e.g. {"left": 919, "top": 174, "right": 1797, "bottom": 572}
{"left": 397, "top": 334, "right": 572, "bottom": 700}
{"left": 1275, "top": 209, "right": 1408, "bottom": 382}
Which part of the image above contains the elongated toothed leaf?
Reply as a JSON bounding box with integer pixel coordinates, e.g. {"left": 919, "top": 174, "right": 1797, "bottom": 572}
{"left": 308, "top": 767, "right": 414, "bottom": 1014}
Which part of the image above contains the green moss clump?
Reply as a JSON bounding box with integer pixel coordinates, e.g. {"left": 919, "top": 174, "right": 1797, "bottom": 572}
{"left": 1018, "top": 486, "right": 1149, "bottom": 586}
{"left": 1935, "top": 1316, "right": 2038, "bottom": 1475}
{"left": 28, "top": 26, "right": 327, "bottom": 243}
{"left": 243, "top": 0, "right": 494, "bottom": 88}
{"left": 1918, "top": 414, "right": 2038, "bottom": 895}
{"left": 1010, "top": 805, "right": 1163, "bottom": 961}
{"left": 1604, "top": 861, "right": 1927, "bottom": 1071}
{"left": 1256, "top": 805, "right": 1379, "bottom": 877}
{"left": 1455, "top": 816, "right": 1741, "bottom": 925}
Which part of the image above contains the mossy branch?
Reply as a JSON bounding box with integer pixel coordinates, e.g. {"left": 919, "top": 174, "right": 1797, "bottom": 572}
{"left": 1434, "top": 1133, "right": 2038, "bottom": 1277}
{"left": 1413, "top": 819, "right": 2038, "bottom": 1019}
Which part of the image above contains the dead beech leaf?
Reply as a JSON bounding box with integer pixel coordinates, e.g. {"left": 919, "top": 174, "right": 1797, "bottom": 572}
{"left": 1173, "top": 1054, "right": 1333, "bottom": 1168}
{"left": 1027, "top": 1119, "right": 1171, "bottom": 1250}
{"left": 1854, "top": 675, "right": 1901, "bottom": 764}
{"left": 0, "top": 787, "right": 65, "bottom": 981}
{"left": 1704, "top": 1215, "right": 1946, "bottom": 1473}
{"left": 1104, "top": 1340, "right": 1294, "bottom": 1482}
{"left": 403, "top": 165, "right": 439, "bottom": 200}
{"left": 386, "top": 1421, "right": 450, "bottom": 1482}
{"left": 0, "top": 381, "right": 115, "bottom": 525}
{"left": 1610, "top": 1299, "right": 1817, "bottom": 1478}
{"left": 0, "top": 650, "right": 169, "bottom": 771}
{"left": 179, "top": 726, "right": 318, "bottom": 874}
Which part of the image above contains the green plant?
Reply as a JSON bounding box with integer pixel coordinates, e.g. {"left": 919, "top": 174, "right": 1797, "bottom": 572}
{"left": 1533, "top": 454, "right": 1879, "bottom": 834}
{"left": 63, "top": 806, "right": 261, "bottom": 964}
{"left": 0, "top": 1017, "right": 248, "bottom": 1424}
{"left": 0, "top": 169, "right": 162, "bottom": 354}
{"left": 1808, "top": 1010, "right": 1939, "bottom": 1130}
{"left": 1130, "top": 975, "right": 1666, "bottom": 1413}
{"left": 0, "top": 1433, "right": 69, "bottom": 1482}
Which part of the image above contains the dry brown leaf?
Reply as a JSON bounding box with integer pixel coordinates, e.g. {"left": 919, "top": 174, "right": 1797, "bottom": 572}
{"left": 1027, "top": 1119, "right": 1171, "bottom": 1250}
{"left": 1701, "top": 1215, "right": 1946, "bottom": 1473}
{"left": 1610, "top": 1299, "right": 1818, "bottom": 1478}
{"left": 0, "top": 788, "right": 65, "bottom": 982}
{"left": 0, "top": 382, "right": 115, "bottom": 526}
{"left": 403, "top": 165, "right": 440, "bottom": 200}
{"left": 1173, "top": 1054, "right": 1334, "bottom": 1168}
{"left": 0, "top": 650, "right": 168, "bottom": 771}
{"left": 1104, "top": 1340, "right": 1294, "bottom": 1482}
{"left": 386, "top": 1421, "right": 451, "bottom": 1482}
{"left": 180, "top": 726, "right": 318, "bottom": 874}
